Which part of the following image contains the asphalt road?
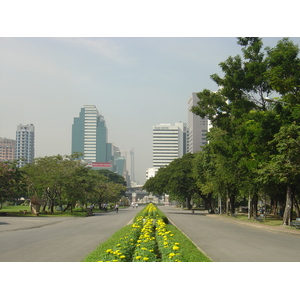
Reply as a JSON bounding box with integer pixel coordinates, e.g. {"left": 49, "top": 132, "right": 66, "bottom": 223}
{"left": 0, "top": 207, "right": 142, "bottom": 262}
{"left": 1, "top": 205, "right": 300, "bottom": 262}
{"left": 159, "top": 205, "right": 300, "bottom": 262}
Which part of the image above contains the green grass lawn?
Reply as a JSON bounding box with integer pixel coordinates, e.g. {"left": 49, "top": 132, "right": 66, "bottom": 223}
{"left": 228, "top": 213, "right": 283, "bottom": 226}
{"left": 0, "top": 205, "right": 88, "bottom": 217}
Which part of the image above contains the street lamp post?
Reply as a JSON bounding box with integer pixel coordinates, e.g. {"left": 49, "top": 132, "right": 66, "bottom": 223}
{"left": 264, "top": 97, "right": 288, "bottom": 105}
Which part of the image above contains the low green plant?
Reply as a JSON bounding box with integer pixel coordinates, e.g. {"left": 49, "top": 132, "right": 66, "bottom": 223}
{"left": 132, "top": 217, "right": 158, "bottom": 262}
{"left": 155, "top": 218, "right": 182, "bottom": 262}
{"left": 165, "top": 224, "right": 211, "bottom": 262}
{"left": 134, "top": 203, "right": 168, "bottom": 224}
{"left": 84, "top": 203, "right": 211, "bottom": 262}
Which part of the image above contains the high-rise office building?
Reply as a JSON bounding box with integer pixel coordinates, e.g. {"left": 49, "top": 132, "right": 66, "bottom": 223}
{"left": 152, "top": 122, "right": 187, "bottom": 168}
{"left": 188, "top": 92, "right": 212, "bottom": 153}
{"left": 0, "top": 137, "right": 16, "bottom": 162}
{"left": 16, "top": 124, "right": 35, "bottom": 167}
{"left": 72, "top": 105, "right": 108, "bottom": 163}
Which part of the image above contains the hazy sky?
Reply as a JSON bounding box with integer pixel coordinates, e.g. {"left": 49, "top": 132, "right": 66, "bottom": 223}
{"left": 1, "top": 37, "right": 300, "bottom": 184}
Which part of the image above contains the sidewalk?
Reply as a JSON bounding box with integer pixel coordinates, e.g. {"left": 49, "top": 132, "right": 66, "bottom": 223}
{"left": 206, "top": 213, "right": 300, "bottom": 236}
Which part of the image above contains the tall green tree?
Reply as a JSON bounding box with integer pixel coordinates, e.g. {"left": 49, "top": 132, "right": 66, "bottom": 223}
{"left": 191, "top": 37, "right": 300, "bottom": 220}
{"left": 0, "top": 161, "right": 25, "bottom": 208}
{"left": 143, "top": 154, "right": 199, "bottom": 209}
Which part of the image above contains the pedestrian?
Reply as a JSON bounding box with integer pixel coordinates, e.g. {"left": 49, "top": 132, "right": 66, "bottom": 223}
{"left": 115, "top": 204, "right": 119, "bottom": 213}
{"left": 136, "top": 203, "right": 138, "bottom": 208}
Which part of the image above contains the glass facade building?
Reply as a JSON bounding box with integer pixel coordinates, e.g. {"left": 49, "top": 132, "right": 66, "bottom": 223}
{"left": 72, "top": 105, "right": 109, "bottom": 163}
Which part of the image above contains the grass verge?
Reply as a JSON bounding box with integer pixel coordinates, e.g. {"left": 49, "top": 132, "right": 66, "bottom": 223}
{"left": 165, "top": 223, "right": 211, "bottom": 262}
{"left": 83, "top": 219, "right": 212, "bottom": 262}
{"left": 0, "top": 205, "right": 88, "bottom": 217}
{"left": 83, "top": 225, "right": 133, "bottom": 262}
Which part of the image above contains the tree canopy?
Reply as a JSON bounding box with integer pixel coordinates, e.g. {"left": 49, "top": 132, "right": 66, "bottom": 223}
{"left": 144, "top": 37, "right": 300, "bottom": 225}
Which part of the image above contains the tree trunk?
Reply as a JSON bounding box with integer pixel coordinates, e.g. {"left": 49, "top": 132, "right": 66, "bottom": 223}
{"left": 63, "top": 201, "right": 71, "bottom": 212}
{"left": 270, "top": 197, "right": 277, "bottom": 216}
{"left": 207, "top": 193, "right": 215, "bottom": 214}
{"left": 248, "top": 193, "right": 252, "bottom": 219}
{"left": 200, "top": 193, "right": 215, "bottom": 214}
{"left": 186, "top": 197, "right": 192, "bottom": 210}
{"left": 282, "top": 185, "right": 293, "bottom": 226}
{"left": 230, "top": 195, "right": 235, "bottom": 215}
{"left": 42, "top": 200, "right": 47, "bottom": 212}
{"left": 252, "top": 193, "right": 258, "bottom": 219}
{"left": 226, "top": 196, "right": 230, "bottom": 215}
{"left": 294, "top": 198, "right": 300, "bottom": 218}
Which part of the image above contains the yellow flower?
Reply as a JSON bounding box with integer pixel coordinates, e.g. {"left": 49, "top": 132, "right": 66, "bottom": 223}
{"left": 143, "top": 257, "right": 149, "bottom": 261}
{"left": 120, "top": 255, "right": 125, "bottom": 259}
{"left": 106, "top": 249, "right": 113, "bottom": 253}
{"left": 135, "top": 256, "right": 141, "bottom": 260}
{"left": 173, "top": 245, "right": 179, "bottom": 251}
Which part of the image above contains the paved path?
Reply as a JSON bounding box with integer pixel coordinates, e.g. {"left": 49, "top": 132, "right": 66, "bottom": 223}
{"left": 0, "top": 207, "right": 142, "bottom": 262}
{"left": 2, "top": 205, "right": 300, "bottom": 262}
{"left": 159, "top": 205, "right": 300, "bottom": 262}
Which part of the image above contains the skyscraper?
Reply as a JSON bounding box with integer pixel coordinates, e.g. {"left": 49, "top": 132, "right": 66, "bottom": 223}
{"left": 152, "top": 122, "right": 187, "bottom": 168}
{"left": 188, "top": 92, "right": 212, "bottom": 153}
{"left": 72, "top": 105, "right": 109, "bottom": 163}
{"left": 16, "top": 124, "right": 35, "bottom": 167}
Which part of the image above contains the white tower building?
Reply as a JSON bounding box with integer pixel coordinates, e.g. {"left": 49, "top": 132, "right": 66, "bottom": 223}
{"left": 188, "top": 92, "right": 212, "bottom": 153}
{"left": 16, "top": 124, "right": 35, "bottom": 167}
{"left": 152, "top": 122, "right": 187, "bottom": 168}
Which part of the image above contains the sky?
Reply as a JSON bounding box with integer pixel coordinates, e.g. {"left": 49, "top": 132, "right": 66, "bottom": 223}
{"left": 1, "top": 1, "right": 300, "bottom": 185}
{"left": 1, "top": 36, "right": 300, "bottom": 184}
{"left": 1, "top": 0, "right": 299, "bottom": 292}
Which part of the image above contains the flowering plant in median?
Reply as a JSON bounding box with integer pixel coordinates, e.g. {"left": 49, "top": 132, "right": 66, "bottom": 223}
{"left": 97, "top": 216, "right": 144, "bottom": 262}
{"left": 155, "top": 218, "right": 182, "bottom": 262}
{"left": 132, "top": 217, "right": 158, "bottom": 262}
{"left": 97, "top": 203, "right": 181, "bottom": 262}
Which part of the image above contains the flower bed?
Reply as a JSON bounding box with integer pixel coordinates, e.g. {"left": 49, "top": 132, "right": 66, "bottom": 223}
{"left": 96, "top": 203, "right": 181, "bottom": 262}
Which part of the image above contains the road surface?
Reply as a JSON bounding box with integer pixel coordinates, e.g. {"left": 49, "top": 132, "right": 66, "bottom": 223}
{"left": 0, "top": 207, "right": 142, "bottom": 262}
{"left": 159, "top": 205, "right": 300, "bottom": 262}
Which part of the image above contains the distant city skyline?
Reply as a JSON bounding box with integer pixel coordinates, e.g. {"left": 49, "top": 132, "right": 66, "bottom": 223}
{"left": 1, "top": 37, "right": 300, "bottom": 184}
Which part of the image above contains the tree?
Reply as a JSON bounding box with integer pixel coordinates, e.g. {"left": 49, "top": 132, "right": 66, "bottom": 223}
{"left": 0, "top": 161, "right": 25, "bottom": 208}
{"left": 193, "top": 149, "right": 217, "bottom": 213}
{"left": 23, "top": 154, "right": 89, "bottom": 212}
{"left": 262, "top": 123, "right": 300, "bottom": 225}
{"left": 143, "top": 154, "right": 199, "bottom": 209}
{"left": 96, "top": 169, "right": 127, "bottom": 187}
{"left": 191, "top": 37, "right": 300, "bottom": 220}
